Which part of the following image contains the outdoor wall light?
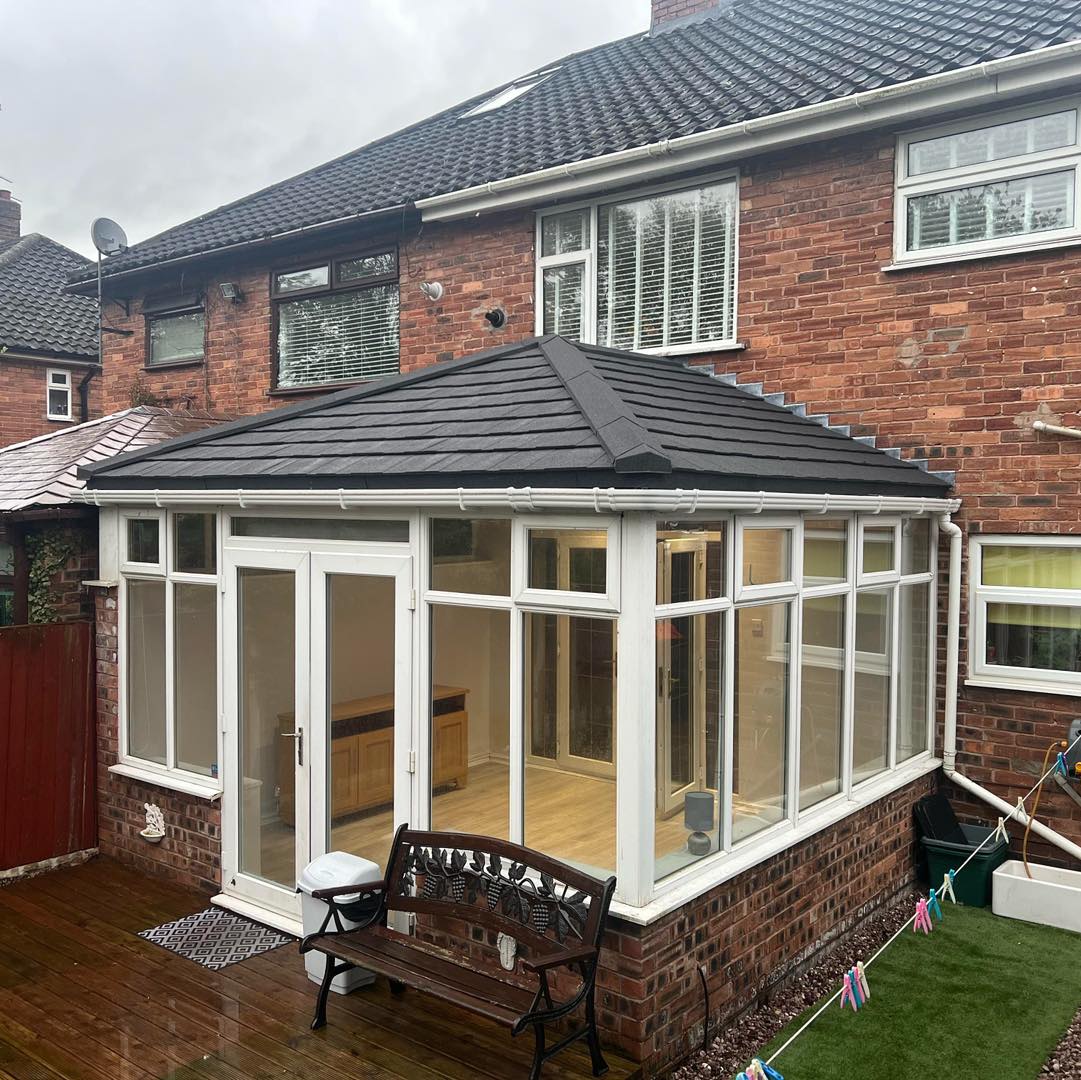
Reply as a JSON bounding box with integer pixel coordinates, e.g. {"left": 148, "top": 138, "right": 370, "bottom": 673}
{"left": 219, "top": 281, "right": 244, "bottom": 304}
{"left": 684, "top": 792, "right": 715, "bottom": 856}
{"left": 419, "top": 281, "right": 444, "bottom": 302}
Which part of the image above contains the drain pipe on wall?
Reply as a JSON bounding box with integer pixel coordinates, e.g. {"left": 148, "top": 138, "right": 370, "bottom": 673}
{"left": 937, "top": 512, "right": 1081, "bottom": 863}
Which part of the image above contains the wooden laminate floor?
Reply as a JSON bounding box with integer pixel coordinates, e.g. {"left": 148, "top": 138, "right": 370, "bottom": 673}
{"left": 0, "top": 857, "right": 639, "bottom": 1080}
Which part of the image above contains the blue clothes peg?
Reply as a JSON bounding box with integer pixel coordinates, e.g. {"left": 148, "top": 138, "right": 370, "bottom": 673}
{"left": 1056, "top": 752, "right": 1070, "bottom": 778}
{"left": 761, "top": 1063, "right": 784, "bottom": 1080}
{"left": 928, "top": 888, "right": 943, "bottom": 921}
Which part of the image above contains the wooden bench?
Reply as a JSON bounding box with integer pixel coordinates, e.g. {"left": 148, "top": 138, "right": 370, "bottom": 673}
{"left": 300, "top": 825, "right": 616, "bottom": 1080}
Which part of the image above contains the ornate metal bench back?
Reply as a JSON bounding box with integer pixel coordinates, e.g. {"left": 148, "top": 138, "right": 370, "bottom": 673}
{"left": 385, "top": 827, "right": 614, "bottom": 956}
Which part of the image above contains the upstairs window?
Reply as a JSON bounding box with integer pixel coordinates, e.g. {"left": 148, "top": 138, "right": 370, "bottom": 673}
{"left": 46, "top": 369, "right": 72, "bottom": 421}
{"left": 896, "top": 100, "right": 1081, "bottom": 263}
{"left": 273, "top": 250, "right": 399, "bottom": 390}
{"left": 537, "top": 175, "right": 739, "bottom": 353}
{"left": 146, "top": 290, "right": 206, "bottom": 367}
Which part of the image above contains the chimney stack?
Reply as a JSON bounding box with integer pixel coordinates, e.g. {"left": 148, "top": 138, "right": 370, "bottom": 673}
{"left": 0, "top": 191, "right": 20, "bottom": 248}
{"left": 651, "top": 0, "right": 725, "bottom": 32}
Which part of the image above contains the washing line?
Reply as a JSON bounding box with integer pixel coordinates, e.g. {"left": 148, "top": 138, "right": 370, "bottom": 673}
{"left": 756, "top": 730, "right": 1081, "bottom": 1073}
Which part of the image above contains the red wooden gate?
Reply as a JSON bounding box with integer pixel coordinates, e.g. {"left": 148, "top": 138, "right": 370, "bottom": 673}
{"left": 0, "top": 621, "right": 96, "bottom": 871}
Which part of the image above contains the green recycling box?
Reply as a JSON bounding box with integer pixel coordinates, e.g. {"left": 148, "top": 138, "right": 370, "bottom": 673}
{"left": 920, "top": 824, "right": 1009, "bottom": 908}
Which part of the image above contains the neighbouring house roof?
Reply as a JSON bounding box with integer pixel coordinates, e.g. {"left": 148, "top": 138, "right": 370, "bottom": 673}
{"left": 0, "top": 234, "right": 98, "bottom": 359}
{"left": 69, "top": 0, "right": 1081, "bottom": 287}
{"left": 81, "top": 337, "right": 950, "bottom": 497}
{"left": 0, "top": 407, "right": 222, "bottom": 513}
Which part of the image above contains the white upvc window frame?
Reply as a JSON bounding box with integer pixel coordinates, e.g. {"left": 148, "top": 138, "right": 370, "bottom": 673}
{"left": 734, "top": 515, "right": 799, "bottom": 602}
{"left": 857, "top": 516, "right": 901, "bottom": 585}
{"left": 893, "top": 95, "right": 1081, "bottom": 267}
{"left": 534, "top": 170, "right": 741, "bottom": 356}
{"left": 514, "top": 516, "right": 621, "bottom": 614}
{"left": 116, "top": 508, "right": 222, "bottom": 797}
{"left": 46, "top": 368, "right": 73, "bottom": 421}
{"left": 968, "top": 533, "right": 1081, "bottom": 697}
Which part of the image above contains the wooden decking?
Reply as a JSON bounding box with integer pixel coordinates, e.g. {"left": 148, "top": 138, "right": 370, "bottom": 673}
{"left": 0, "top": 858, "right": 640, "bottom": 1080}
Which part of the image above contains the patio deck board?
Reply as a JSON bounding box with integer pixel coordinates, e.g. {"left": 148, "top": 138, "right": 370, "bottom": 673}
{"left": 0, "top": 859, "right": 640, "bottom": 1080}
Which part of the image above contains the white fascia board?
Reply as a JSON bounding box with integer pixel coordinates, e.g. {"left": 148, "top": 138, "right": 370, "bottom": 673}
{"left": 76, "top": 485, "right": 961, "bottom": 516}
{"left": 416, "top": 43, "right": 1081, "bottom": 222}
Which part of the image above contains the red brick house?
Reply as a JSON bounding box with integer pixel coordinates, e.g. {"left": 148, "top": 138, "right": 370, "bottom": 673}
{"left": 0, "top": 191, "right": 100, "bottom": 449}
{"left": 69, "top": 0, "right": 1081, "bottom": 1072}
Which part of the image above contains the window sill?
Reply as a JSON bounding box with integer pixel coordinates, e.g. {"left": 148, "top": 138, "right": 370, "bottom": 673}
{"left": 144, "top": 359, "right": 206, "bottom": 373}
{"left": 267, "top": 378, "right": 374, "bottom": 399}
{"left": 635, "top": 339, "right": 745, "bottom": 358}
{"left": 46, "top": 416, "right": 74, "bottom": 424}
{"left": 109, "top": 761, "right": 222, "bottom": 800}
{"left": 964, "top": 675, "right": 1081, "bottom": 699}
{"left": 882, "top": 234, "right": 1081, "bottom": 273}
{"left": 611, "top": 754, "right": 940, "bottom": 926}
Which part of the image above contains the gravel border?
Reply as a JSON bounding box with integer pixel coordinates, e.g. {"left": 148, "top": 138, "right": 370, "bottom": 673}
{"left": 671, "top": 891, "right": 1081, "bottom": 1079}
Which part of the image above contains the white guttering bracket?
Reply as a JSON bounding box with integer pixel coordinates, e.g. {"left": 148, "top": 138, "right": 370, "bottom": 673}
{"left": 74, "top": 486, "right": 961, "bottom": 516}
{"left": 937, "top": 509, "right": 1081, "bottom": 864}
{"left": 416, "top": 42, "right": 1081, "bottom": 222}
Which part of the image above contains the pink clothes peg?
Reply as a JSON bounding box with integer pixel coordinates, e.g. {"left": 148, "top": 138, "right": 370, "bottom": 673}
{"left": 840, "top": 971, "right": 859, "bottom": 1012}
{"left": 913, "top": 897, "right": 933, "bottom": 934}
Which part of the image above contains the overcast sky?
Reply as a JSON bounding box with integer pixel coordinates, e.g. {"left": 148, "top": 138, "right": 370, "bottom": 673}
{"left": 1, "top": 1, "right": 645, "bottom": 258}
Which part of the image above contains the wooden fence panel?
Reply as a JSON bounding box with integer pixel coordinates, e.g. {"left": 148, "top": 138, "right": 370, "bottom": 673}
{"left": 0, "top": 621, "right": 95, "bottom": 870}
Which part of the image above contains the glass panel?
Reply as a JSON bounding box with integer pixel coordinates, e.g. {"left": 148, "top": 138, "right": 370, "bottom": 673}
{"left": 337, "top": 252, "right": 396, "bottom": 284}
{"left": 238, "top": 567, "right": 295, "bottom": 888}
{"left": 430, "top": 518, "right": 511, "bottom": 595}
{"left": 326, "top": 574, "right": 399, "bottom": 869}
{"left": 800, "top": 594, "right": 845, "bottom": 810}
{"left": 527, "top": 529, "right": 607, "bottom": 593}
{"left": 275, "top": 265, "right": 330, "bottom": 294}
{"left": 597, "top": 179, "right": 737, "bottom": 348}
{"left": 48, "top": 386, "right": 70, "bottom": 417}
{"left": 127, "top": 578, "right": 166, "bottom": 765}
{"left": 862, "top": 525, "right": 895, "bottom": 575}
{"left": 907, "top": 170, "right": 1074, "bottom": 251}
{"left": 656, "top": 521, "right": 726, "bottom": 603}
{"left": 148, "top": 311, "right": 205, "bottom": 365}
{"left": 901, "top": 518, "right": 931, "bottom": 575}
{"left": 0, "top": 588, "right": 13, "bottom": 627}
{"left": 431, "top": 605, "right": 509, "bottom": 839}
{"left": 898, "top": 584, "right": 930, "bottom": 762}
{"left": 524, "top": 612, "right": 616, "bottom": 877}
{"left": 981, "top": 544, "right": 1081, "bottom": 590}
{"left": 853, "top": 589, "right": 892, "bottom": 783}
{"left": 231, "top": 517, "right": 408, "bottom": 542}
{"left": 277, "top": 284, "right": 399, "bottom": 387}
{"left": 986, "top": 603, "right": 1081, "bottom": 672}
{"left": 733, "top": 602, "right": 790, "bottom": 842}
{"left": 174, "top": 583, "right": 218, "bottom": 777}
{"left": 655, "top": 612, "right": 722, "bottom": 881}
{"left": 803, "top": 518, "right": 847, "bottom": 586}
{"left": 128, "top": 519, "right": 160, "bottom": 565}
{"left": 541, "top": 210, "right": 589, "bottom": 256}
{"left": 174, "top": 513, "right": 217, "bottom": 574}
{"left": 742, "top": 528, "right": 791, "bottom": 588}
{"left": 542, "top": 264, "right": 585, "bottom": 338}
{"left": 908, "top": 110, "right": 1077, "bottom": 176}
{"left": 0, "top": 541, "right": 13, "bottom": 576}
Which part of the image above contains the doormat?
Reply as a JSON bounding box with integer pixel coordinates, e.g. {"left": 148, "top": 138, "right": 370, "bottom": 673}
{"left": 139, "top": 907, "right": 294, "bottom": 970}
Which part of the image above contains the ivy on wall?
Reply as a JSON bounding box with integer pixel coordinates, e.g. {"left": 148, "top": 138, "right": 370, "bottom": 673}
{"left": 24, "top": 529, "right": 76, "bottom": 624}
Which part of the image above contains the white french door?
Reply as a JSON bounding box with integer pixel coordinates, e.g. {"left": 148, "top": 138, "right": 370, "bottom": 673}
{"left": 221, "top": 545, "right": 412, "bottom": 925}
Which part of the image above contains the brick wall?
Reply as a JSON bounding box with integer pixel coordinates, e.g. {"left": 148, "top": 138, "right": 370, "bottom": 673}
{"left": 0, "top": 357, "right": 100, "bottom": 448}
{"left": 93, "top": 588, "right": 220, "bottom": 893}
{"left": 23, "top": 519, "right": 98, "bottom": 623}
{"left": 651, "top": 0, "right": 722, "bottom": 29}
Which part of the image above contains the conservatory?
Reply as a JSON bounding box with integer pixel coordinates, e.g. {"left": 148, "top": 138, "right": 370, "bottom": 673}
{"left": 82, "top": 336, "right": 957, "bottom": 929}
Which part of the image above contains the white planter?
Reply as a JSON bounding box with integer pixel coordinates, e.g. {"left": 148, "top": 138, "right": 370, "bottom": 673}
{"left": 992, "top": 860, "right": 1081, "bottom": 934}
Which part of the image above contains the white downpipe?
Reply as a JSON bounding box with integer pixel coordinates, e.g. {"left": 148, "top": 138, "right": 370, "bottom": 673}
{"left": 1033, "top": 419, "right": 1081, "bottom": 439}
{"left": 937, "top": 512, "right": 1081, "bottom": 864}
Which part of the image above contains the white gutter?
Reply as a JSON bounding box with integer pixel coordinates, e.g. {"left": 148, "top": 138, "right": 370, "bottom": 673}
{"left": 1033, "top": 419, "right": 1081, "bottom": 439}
{"left": 417, "top": 41, "right": 1081, "bottom": 221}
{"left": 937, "top": 512, "right": 1081, "bottom": 864}
{"left": 75, "top": 486, "right": 960, "bottom": 515}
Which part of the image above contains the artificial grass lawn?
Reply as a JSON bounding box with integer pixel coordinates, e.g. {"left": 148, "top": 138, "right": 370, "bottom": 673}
{"left": 761, "top": 906, "right": 1081, "bottom": 1080}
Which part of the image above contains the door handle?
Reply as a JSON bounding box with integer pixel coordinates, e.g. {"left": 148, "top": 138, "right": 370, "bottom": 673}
{"left": 281, "top": 729, "right": 304, "bottom": 766}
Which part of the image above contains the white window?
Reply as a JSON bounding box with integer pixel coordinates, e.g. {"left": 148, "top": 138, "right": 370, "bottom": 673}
{"left": 969, "top": 535, "right": 1081, "bottom": 696}
{"left": 120, "top": 510, "right": 220, "bottom": 792}
{"left": 46, "top": 369, "right": 72, "bottom": 421}
{"left": 460, "top": 70, "right": 557, "bottom": 118}
{"left": 895, "top": 99, "right": 1081, "bottom": 264}
{"left": 536, "top": 174, "right": 739, "bottom": 354}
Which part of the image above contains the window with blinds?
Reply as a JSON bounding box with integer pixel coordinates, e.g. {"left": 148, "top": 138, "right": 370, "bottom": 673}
{"left": 897, "top": 100, "right": 1081, "bottom": 263}
{"left": 273, "top": 250, "right": 399, "bottom": 389}
{"left": 536, "top": 176, "right": 739, "bottom": 351}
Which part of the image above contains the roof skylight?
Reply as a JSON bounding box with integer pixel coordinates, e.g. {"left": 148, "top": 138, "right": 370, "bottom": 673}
{"left": 459, "top": 69, "right": 558, "bottom": 118}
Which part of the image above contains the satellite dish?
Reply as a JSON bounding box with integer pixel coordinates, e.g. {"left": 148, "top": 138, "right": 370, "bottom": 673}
{"left": 91, "top": 217, "right": 128, "bottom": 256}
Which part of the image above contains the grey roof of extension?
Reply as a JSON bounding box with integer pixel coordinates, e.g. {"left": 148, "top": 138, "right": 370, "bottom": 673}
{"left": 0, "top": 407, "right": 222, "bottom": 513}
{"left": 0, "top": 234, "right": 98, "bottom": 358}
{"left": 82, "top": 337, "right": 950, "bottom": 497}
{"left": 70, "top": 0, "right": 1081, "bottom": 286}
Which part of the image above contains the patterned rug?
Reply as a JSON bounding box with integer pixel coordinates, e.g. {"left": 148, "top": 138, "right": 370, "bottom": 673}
{"left": 139, "top": 907, "right": 294, "bottom": 970}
